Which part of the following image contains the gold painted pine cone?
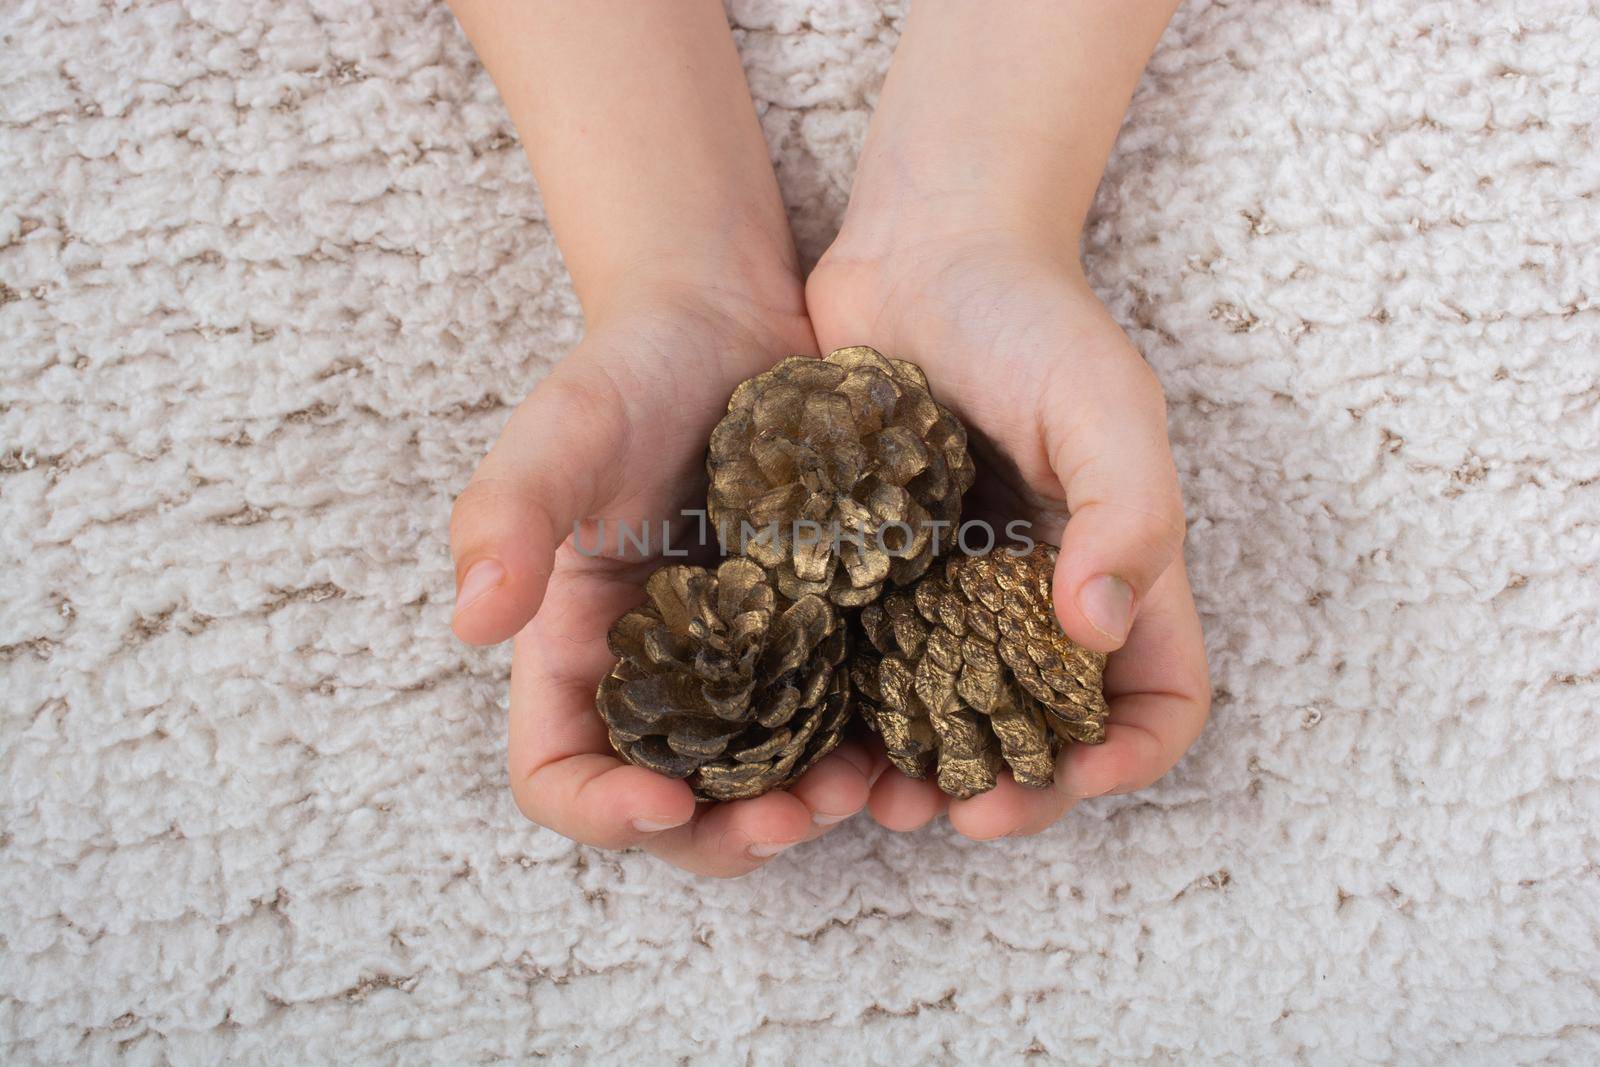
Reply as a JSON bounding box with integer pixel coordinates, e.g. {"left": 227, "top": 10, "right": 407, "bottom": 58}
{"left": 596, "top": 558, "right": 851, "bottom": 802}
{"left": 851, "top": 543, "right": 1109, "bottom": 799}
{"left": 706, "top": 346, "right": 976, "bottom": 608}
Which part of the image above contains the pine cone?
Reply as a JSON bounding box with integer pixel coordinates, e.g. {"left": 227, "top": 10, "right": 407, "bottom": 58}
{"left": 706, "top": 346, "right": 975, "bottom": 608}
{"left": 851, "top": 543, "right": 1109, "bottom": 799}
{"left": 596, "top": 557, "right": 851, "bottom": 801}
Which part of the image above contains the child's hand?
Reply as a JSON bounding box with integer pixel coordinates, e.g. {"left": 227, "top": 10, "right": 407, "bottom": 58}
{"left": 444, "top": 0, "right": 884, "bottom": 875}
{"left": 446, "top": 0, "right": 1200, "bottom": 863}
{"left": 806, "top": 230, "right": 1210, "bottom": 840}
{"left": 449, "top": 281, "right": 875, "bottom": 877}
{"left": 788, "top": 0, "right": 1204, "bottom": 841}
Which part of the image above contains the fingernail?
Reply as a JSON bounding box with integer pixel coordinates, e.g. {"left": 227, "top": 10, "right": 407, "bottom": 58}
{"left": 631, "top": 816, "right": 687, "bottom": 833}
{"left": 812, "top": 811, "right": 852, "bottom": 827}
{"left": 454, "top": 559, "right": 506, "bottom": 616}
{"left": 1078, "top": 574, "right": 1134, "bottom": 642}
{"left": 747, "top": 841, "right": 794, "bottom": 858}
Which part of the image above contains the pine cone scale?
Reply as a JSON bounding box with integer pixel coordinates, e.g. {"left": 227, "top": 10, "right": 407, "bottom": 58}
{"left": 868, "top": 425, "right": 929, "bottom": 483}
{"left": 707, "top": 347, "right": 975, "bottom": 607}
{"left": 597, "top": 559, "right": 851, "bottom": 802}
{"left": 596, "top": 346, "right": 1113, "bottom": 805}
{"left": 754, "top": 686, "right": 802, "bottom": 728}
{"left": 624, "top": 736, "right": 703, "bottom": 779}
{"left": 841, "top": 540, "right": 890, "bottom": 589}
{"left": 616, "top": 674, "right": 701, "bottom": 721}
{"left": 987, "top": 695, "right": 1054, "bottom": 788}
{"left": 852, "top": 543, "right": 1110, "bottom": 799}
{"left": 664, "top": 717, "right": 744, "bottom": 758}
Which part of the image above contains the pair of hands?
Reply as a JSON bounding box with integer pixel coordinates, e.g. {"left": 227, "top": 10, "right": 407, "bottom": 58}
{"left": 449, "top": 221, "right": 1210, "bottom": 878}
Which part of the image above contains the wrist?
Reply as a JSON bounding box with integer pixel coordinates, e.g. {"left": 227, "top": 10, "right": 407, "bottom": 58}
{"left": 583, "top": 224, "right": 811, "bottom": 342}
{"left": 587, "top": 250, "right": 818, "bottom": 373}
{"left": 834, "top": 126, "right": 1091, "bottom": 275}
{"left": 809, "top": 167, "right": 1093, "bottom": 359}
{"left": 833, "top": 0, "right": 1174, "bottom": 267}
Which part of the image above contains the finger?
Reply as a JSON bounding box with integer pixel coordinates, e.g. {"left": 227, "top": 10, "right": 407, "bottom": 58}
{"left": 643, "top": 790, "right": 815, "bottom": 879}
{"left": 642, "top": 745, "right": 874, "bottom": 877}
{"left": 867, "top": 769, "right": 948, "bottom": 831}
{"left": 1059, "top": 561, "right": 1210, "bottom": 798}
{"left": 507, "top": 559, "right": 696, "bottom": 849}
{"left": 451, "top": 363, "right": 630, "bottom": 645}
{"left": 1009, "top": 790, "right": 1078, "bottom": 838}
{"left": 955, "top": 563, "right": 1208, "bottom": 835}
{"left": 1041, "top": 348, "right": 1186, "bottom": 653}
{"left": 787, "top": 741, "right": 874, "bottom": 831}
{"left": 947, "top": 772, "right": 1074, "bottom": 840}
{"left": 517, "top": 753, "right": 699, "bottom": 850}
{"left": 1005, "top": 745, "right": 1094, "bottom": 837}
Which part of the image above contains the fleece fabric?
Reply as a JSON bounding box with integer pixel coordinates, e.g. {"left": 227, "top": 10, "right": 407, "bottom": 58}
{"left": 2, "top": 0, "right": 1597, "bottom": 1063}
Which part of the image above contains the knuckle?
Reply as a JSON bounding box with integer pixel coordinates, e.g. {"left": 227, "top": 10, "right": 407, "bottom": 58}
{"left": 1149, "top": 497, "right": 1189, "bottom": 554}
{"left": 527, "top": 368, "right": 628, "bottom": 447}
{"left": 1109, "top": 745, "right": 1153, "bottom": 792}
{"left": 509, "top": 760, "right": 570, "bottom": 834}
{"left": 1072, "top": 493, "right": 1187, "bottom": 568}
{"left": 1139, "top": 367, "right": 1177, "bottom": 415}
{"left": 529, "top": 373, "right": 597, "bottom": 423}
{"left": 1192, "top": 679, "right": 1215, "bottom": 726}
{"left": 1128, "top": 358, "right": 1169, "bottom": 415}
{"left": 1122, "top": 491, "right": 1186, "bottom": 552}
{"left": 509, "top": 776, "right": 550, "bottom": 829}
{"left": 449, "top": 475, "right": 528, "bottom": 540}
{"left": 1101, "top": 721, "right": 1174, "bottom": 795}
{"left": 448, "top": 480, "right": 494, "bottom": 532}
{"left": 511, "top": 778, "right": 631, "bottom": 852}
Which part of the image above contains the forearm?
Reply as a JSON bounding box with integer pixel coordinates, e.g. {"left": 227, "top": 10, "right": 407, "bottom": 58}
{"left": 843, "top": 0, "right": 1180, "bottom": 254}
{"left": 448, "top": 0, "right": 800, "bottom": 320}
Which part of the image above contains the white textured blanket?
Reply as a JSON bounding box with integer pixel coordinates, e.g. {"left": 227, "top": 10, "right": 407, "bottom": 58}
{"left": 3, "top": 1, "right": 1597, "bottom": 1063}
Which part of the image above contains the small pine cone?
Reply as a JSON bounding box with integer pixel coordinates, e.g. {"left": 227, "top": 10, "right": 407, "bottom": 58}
{"left": 851, "top": 543, "right": 1109, "bottom": 799}
{"left": 597, "top": 558, "right": 851, "bottom": 801}
{"left": 706, "top": 346, "right": 975, "bottom": 608}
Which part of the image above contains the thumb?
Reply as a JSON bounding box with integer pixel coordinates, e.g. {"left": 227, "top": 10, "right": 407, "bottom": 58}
{"left": 1044, "top": 358, "right": 1186, "bottom": 654}
{"left": 449, "top": 368, "right": 626, "bottom": 645}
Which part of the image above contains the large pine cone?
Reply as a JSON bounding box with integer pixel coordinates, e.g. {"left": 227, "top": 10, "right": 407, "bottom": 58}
{"left": 596, "top": 558, "right": 851, "bottom": 801}
{"left": 706, "top": 346, "right": 975, "bottom": 608}
{"left": 851, "top": 543, "right": 1109, "bottom": 799}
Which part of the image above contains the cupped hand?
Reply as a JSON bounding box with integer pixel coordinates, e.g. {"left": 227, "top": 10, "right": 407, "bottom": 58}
{"left": 805, "top": 232, "right": 1211, "bottom": 840}
{"left": 450, "top": 279, "right": 876, "bottom": 877}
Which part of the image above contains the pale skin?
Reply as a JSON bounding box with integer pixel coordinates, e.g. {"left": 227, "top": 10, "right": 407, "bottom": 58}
{"left": 446, "top": 0, "right": 1209, "bottom": 877}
